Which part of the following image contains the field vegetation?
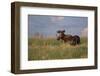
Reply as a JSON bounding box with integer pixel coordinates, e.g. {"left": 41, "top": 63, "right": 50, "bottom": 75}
{"left": 28, "top": 37, "right": 88, "bottom": 60}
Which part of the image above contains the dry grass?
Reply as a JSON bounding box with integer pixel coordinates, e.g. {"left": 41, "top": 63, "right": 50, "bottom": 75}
{"left": 28, "top": 37, "right": 88, "bottom": 60}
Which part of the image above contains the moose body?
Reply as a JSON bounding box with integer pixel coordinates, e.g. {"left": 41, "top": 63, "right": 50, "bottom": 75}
{"left": 56, "top": 30, "right": 80, "bottom": 45}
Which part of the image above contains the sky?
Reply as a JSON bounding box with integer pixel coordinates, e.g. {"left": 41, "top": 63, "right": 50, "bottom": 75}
{"left": 28, "top": 15, "right": 88, "bottom": 38}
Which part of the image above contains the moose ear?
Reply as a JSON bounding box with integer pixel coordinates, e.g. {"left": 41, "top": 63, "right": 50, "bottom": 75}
{"left": 62, "top": 30, "right": 65, "bottom": 33}
{"left": 57, "top": 30, "right": 61, "bottom": 33}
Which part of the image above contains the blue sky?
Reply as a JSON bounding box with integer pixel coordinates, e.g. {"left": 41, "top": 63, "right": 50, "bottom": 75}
{"left": 28, "top": 15, "right": 88, "bottom": 37}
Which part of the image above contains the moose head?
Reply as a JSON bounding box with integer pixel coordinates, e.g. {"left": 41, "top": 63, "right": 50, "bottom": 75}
{"left": 56, "top": 30, "right": 65, "bottom": 40}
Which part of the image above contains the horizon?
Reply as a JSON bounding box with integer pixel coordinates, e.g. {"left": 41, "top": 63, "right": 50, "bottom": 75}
{"left": 28, "top": 15, "right": 88, "bottom": 38}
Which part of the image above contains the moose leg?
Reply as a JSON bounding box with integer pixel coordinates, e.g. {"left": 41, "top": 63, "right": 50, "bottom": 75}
{"left": 77, "top": 37, "right": 80, "bottom": 44}
{"left": 74, "top": 35, "right": 80, "bottom": 44}
{"left": 71, "top": 35, "right": 80, "bottom": 45}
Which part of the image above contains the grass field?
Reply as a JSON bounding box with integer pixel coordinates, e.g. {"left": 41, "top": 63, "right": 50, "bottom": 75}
{"left": 28, "top": 37, "right": 88, "bottom": 60}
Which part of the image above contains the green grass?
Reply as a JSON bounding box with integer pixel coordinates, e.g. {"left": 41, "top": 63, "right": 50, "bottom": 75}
{"left": 28, "top": 37, "right": 88, "bottom": 60}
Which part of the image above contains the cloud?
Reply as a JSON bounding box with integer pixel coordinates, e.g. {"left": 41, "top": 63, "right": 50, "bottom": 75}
{"left": 50, "top": 16, "right": 64, "bottom": 22}
{"left": 81, "top": 27, "right": 88, "bottom": 37}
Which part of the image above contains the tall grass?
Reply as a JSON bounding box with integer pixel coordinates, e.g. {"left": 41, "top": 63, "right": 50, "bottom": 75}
{"left": 28, "top": 37, "right": 88, "bottom": 60}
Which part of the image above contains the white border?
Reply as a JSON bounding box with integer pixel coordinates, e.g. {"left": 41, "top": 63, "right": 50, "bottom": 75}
{"left": 20, "top": 6, "right": 95, "bottom": 70}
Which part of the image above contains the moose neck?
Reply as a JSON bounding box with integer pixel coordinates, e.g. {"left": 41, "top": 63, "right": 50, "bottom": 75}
{"left": 61, "top": 33, "right": 66, "bottom": 39}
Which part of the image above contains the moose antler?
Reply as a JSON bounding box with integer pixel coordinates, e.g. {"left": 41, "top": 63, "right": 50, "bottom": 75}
{"left": 57, "top": 30, "right": 61, "bottom": 33}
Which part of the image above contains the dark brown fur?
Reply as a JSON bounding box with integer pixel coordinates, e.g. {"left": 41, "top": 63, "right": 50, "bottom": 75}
{"left": 56, "top": 30, "right": 80, "bottom": 45}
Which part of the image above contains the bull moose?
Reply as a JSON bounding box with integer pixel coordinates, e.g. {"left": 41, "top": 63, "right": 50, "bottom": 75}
{"left": 56, "top": 30, "right": 80, "bottom": 45}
